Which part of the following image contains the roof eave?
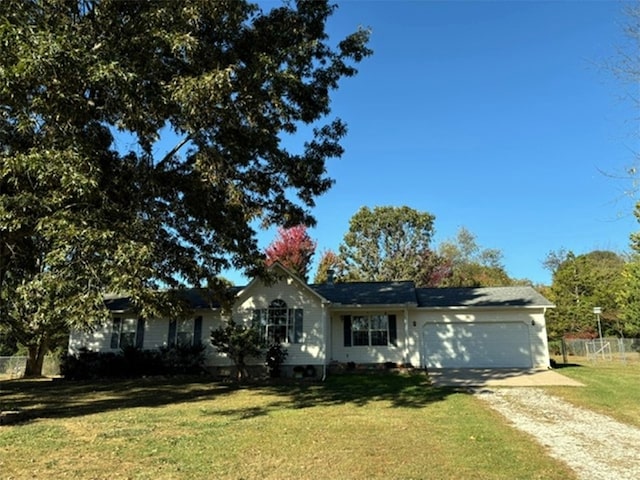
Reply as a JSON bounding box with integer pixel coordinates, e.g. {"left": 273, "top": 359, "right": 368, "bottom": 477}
{"left": 331, "top": 302, "right": 418, "bottom": 309}
{"left": 417, "top": 304, "right": 555, "bottom": 310}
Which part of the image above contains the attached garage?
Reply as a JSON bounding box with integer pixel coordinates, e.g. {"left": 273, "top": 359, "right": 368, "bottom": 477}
{"left": 423, "top": 321, "right": 533, "bottom": 368}
{"left": 415, "top": 287, "right": 554, "bottom": 369}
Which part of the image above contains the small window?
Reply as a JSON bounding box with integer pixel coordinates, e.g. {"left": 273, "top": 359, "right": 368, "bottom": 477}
{"left": 370, "top": 315, "right": 389, "bottom": 346}
{"left": 344, "top": 314, "right": 396, "bottom": 347}
{"left": 168, "top": 316, "right": 203, "bottom": 347}
{"left": 111, "top": 317, "right": 138, "bottom": 349}
{"left": 351, "top": 316, "right": 370, "bottom": 346}
{"left": 176, "top": 318, "right": 194, "bottom": 346}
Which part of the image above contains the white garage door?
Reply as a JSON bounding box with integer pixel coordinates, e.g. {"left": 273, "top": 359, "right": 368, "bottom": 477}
{"left": 423, "top": 322, "right": 532, "bottom": 368}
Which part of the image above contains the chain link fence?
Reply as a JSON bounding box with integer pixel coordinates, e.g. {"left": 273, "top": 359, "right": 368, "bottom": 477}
{"left": 0, "top": 356, "right": 27, "bottom": 379}
{"left": 549, "top": 337, "right": 640, "bottom": 364}
{"left": 0, "top": 355, "right": 61, "bottom": 379}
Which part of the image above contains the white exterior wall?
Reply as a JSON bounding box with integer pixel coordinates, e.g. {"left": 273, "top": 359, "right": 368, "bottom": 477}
{"left": 69, "top": 310, "right": 222, "bottom": 356}
{"left": 69, "top": 321, "right": 115, "bottom": 354}
{"left": 232, "top": 275, "right": 326, "bottom": 366}
{"left": 68, "top": 277, "right": 552, "bottom": 371}
{"left": 201, "top": 311, "right": 229, "bottom": 367}
{"left": 330, "top": 309, "right": 407, "bottom": 365}
{"left": 410, "top": 308, "right": 550, "bottom": 369}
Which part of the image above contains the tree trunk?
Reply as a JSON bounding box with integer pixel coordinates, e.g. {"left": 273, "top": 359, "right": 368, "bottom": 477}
{"left": 235, "top": 356, "right": 249, "bottom": 383}
{"left": 24, "top": 336, "right": 48, "bottom": 377}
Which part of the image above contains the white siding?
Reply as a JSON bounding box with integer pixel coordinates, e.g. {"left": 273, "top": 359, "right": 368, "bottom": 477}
{"left": 232, "top": 274, "right": 326, "bottom": 366}
{"left": 69, "top": 322, "right": 113, "bottom": 354}
{"left": 330, "top": 310, "right": 406, "bottom": 365}
{"left": 69, "top": 311, "right": 222, "bottom": 356}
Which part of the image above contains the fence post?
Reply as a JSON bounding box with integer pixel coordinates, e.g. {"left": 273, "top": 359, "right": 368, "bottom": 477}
{"left": 619, "top": 337, "right": 627, "bottom": 364}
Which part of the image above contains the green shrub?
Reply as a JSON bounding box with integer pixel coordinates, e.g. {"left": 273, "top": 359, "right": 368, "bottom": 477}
{"left": 548, "top": 339, "right": 562, "bottom": 356}
{"left": 60, "top": 345, "right": 206, "bottom": 380}
{"left": 265, "top": 343, "right": 288, "bottom": 378}
{"left": 159, "top": 343, "right": 207, "bottom": 374}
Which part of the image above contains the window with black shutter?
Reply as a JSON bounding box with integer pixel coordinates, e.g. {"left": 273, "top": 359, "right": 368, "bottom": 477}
{"left": 344, "top": 314, "right": 398, "bottom": 347}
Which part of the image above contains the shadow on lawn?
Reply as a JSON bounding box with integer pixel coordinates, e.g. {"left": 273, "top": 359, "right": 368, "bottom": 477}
{"left": 0, "top": 376, "right": 237, "bottom": 424}
{"left": 551, "top": 362, "right": 583, "bottom": 369}
{"left": 261, "top": 371, "right": 456, "bottom": 409}
{"left": 0, "top": 372, "right": 458, "bottom": 425}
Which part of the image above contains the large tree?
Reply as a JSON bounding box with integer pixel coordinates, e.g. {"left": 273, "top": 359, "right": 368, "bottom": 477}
{"left": 339, "top": 206, "right": 436, "bottom": 282}
{"left": 313, "top": 249, "right": 346, "bottom": 284}
{"left": 617, "top": 254, "right": 640, "bottom": 337}
{"left": 436, "top": 227, "right": 514, "bottom": 287}
{"left": 545, "top": 250, "right": 626, "bottom": 339}
{"left": 618, "top": 4, "right": 640, "bottom": 339}
{"left": 0, "top": 0, "right": 370, "bottom": 375}
{"left": 618, "top": 205, "right": 640, "bottom": 337}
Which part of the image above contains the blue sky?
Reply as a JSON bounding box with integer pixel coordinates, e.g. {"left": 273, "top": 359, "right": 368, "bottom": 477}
{"left": 223, "top": 0, "right": 638, "bottom": 287}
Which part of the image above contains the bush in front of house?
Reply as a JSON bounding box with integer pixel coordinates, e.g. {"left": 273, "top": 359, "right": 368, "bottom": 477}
{"left": 265, "top": 343, "right": 288, "bottom": 378}
{"left": 158, "top": 344, "right": 207, "bottom": 375}
{"left": 60, "top": 345, "right": 206, "bottom": 380}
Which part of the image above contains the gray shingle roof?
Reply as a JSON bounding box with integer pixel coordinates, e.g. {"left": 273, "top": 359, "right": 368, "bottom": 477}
{"left": 415, "top": 286, "right": 554, "bottom": 308}
{"left": 310, "top": 281, "right": 418, "bottom": 305}
{"left": 103, "top": 288, "right": 243, "bottom": 312}
{"left": 104, "top": 284, "right": 552, "bottom": 311}
{"left": 103, "top": 294, "right": 133, "bottom": 312}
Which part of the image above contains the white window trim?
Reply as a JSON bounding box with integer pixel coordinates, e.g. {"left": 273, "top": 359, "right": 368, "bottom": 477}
{"left": 254, "top": 299, "right": 303, "bottom": 344}
{"left": 351, "top": 315, "right": 390, "bottom": 347}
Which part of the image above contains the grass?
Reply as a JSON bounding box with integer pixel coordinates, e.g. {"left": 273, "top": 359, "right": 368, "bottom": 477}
{"left": 0, "top": 373, "right": 575, "bottom": 480}
{"left": 547, "top": 357, "right": 640, "bottom": 428}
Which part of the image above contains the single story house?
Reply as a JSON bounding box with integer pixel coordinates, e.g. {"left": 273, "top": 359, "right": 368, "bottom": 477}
{"left": 69, "top": 263, "right": 553, "bottom": 375}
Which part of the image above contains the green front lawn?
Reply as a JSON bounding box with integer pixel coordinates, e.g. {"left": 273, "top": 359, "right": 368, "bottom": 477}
{"left": 0, "top": 373, "right": 574, "bottom": 479}
{"left": 547, "top": 359, "right": 640, "bottom": 428}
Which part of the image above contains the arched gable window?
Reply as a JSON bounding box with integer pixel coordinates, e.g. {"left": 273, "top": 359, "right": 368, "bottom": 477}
{"left": 253, "top": 299, "right": 303, "bottom": 344}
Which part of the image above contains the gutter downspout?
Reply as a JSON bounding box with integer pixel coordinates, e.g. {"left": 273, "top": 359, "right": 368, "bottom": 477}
{"left": 322, "top": 302, "right": 329, "bottom": 381}
{"left": 403, "top": 304, "right": 410, "bottom": 365}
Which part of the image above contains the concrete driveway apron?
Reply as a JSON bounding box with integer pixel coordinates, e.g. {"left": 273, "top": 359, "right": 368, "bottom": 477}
{"left": 427, "top": 368, "right": 584, "bottom": 387}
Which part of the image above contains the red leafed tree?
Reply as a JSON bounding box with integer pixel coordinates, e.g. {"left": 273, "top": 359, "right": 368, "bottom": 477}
{"left": 265, "top": 225, "right": 317, "bottom": 281}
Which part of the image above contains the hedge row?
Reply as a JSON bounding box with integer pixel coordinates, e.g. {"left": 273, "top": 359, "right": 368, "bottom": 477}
{"left": 60, "top": 344, "right": 206, "bottom": 380}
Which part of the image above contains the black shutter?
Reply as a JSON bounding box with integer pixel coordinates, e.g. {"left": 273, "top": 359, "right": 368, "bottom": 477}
{"left": 168, "top": 319, "right": 177, "bottom": 347}
{"left": 388, "top": 314, "right": 397, "bottom": 347}
{"left": 135, "top": 318, "right": 145, "bottom": 349}
{"left": 193, "top": 316, "right": 203, "bottom": 346}
{"left": 111, "top": 318, "right": 121, "bottom": 349}
{"left": 343, "top": 315, "right": 352, "bottom": 347}
{"left": 293, "top": 309, "right": 303, "bottom": 343}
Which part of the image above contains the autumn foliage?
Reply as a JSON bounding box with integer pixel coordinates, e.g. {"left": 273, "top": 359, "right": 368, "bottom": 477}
{"left": 265, "top": 226, "right": 317, "bottom": 281}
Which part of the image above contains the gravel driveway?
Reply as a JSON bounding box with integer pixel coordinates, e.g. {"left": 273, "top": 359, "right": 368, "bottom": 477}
{"left": 475, "top": 387, "right": 640, "bottom": 480}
